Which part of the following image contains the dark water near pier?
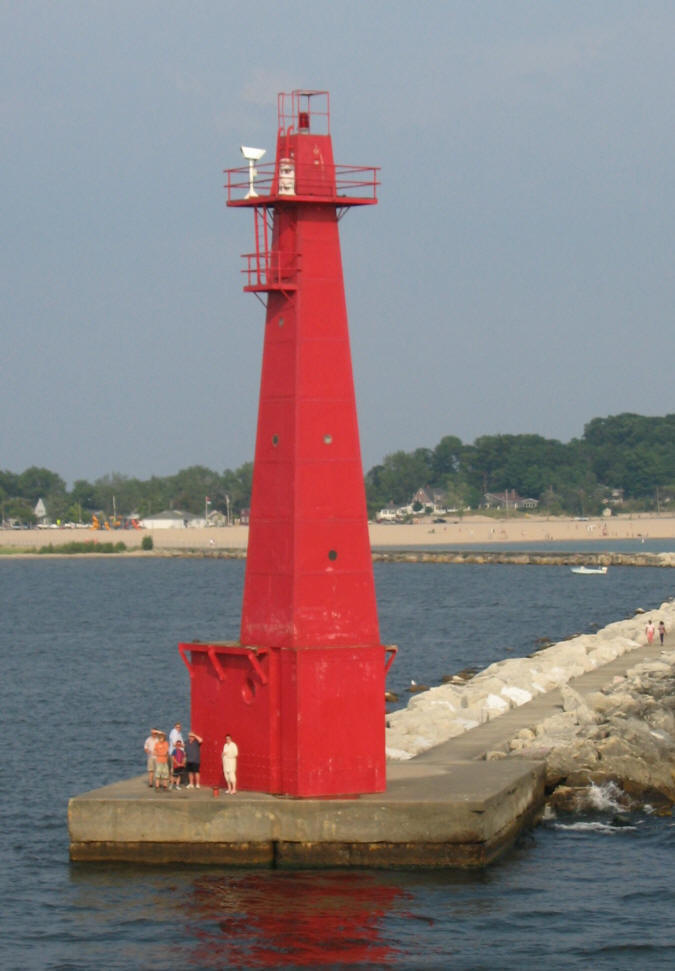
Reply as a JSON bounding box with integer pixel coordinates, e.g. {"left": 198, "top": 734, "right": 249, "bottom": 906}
{"left": 2, "top": 553, "right": 674, "bottom": 969}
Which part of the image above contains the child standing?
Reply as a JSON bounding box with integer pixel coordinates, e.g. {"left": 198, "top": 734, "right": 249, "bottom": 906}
{"left": 171, "top": 739, "right": 186, "bottom": 790}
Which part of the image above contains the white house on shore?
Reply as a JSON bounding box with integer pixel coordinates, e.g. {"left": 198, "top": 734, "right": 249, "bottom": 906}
{"left": 376, "top": 486, "right": 449, "bottom": 522}
{"left": 139, "top": 510, "right": 206, "bottom": 529}
{"left": 483, "top": 490, "right": 539, "bottom": 510}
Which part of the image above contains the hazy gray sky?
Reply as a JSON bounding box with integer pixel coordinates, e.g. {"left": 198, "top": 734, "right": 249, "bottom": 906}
{"left": 3, "top": 1, "right": 674, "bottom": 484}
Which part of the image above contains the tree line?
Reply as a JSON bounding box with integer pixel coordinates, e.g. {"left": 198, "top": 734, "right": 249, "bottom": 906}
{"left": 365, "top": 413, "right": 675, "bottom": 517}
{"left": 0, "top": 463, "right": 253, "bottom": 526}
{"left": 1, "top": 414, "right": 673, "bottom": 525}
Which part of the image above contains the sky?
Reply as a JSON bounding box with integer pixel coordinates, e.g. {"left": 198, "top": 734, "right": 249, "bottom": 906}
{"left": 3, "top": 1, "right": 674, "bottom": 486}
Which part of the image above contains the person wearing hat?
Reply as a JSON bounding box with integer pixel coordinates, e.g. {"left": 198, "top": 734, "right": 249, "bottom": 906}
{"left": 153, "top": 731, "right": 170, "bottom": 790}
{"left": 185, "top": 730, "right": 203, "bottom": 789}
{"left": 143, "top": 728, "right": 159, "bottom": 788}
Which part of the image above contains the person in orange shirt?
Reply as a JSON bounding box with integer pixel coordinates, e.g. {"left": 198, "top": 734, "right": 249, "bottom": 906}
{"left": 154, "top": 731, "right": 170, "bottom": 790}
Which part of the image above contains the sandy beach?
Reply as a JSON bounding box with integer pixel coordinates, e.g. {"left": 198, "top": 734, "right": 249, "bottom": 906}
{"left": 2, "top": 513, "right": 674, "bottom": 552}
{"left": 367, "top": 513, "right": 675, "bottom": 548}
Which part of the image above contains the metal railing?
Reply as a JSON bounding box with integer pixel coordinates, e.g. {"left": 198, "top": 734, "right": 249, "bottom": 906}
{"left": 225, "top": 162, "right": 379, "bottom": 204}
{"left": 241, "top": 249, "right": 299, "bottom": 291}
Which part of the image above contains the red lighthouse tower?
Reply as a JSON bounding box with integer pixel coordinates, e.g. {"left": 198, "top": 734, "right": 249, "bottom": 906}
{"left": 179, "top": 91, "right": 394, "bottom": 796}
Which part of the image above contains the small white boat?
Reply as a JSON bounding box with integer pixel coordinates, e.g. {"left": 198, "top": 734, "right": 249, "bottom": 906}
{"left": 570, "top": 565, "right": 608, "bottom": 575}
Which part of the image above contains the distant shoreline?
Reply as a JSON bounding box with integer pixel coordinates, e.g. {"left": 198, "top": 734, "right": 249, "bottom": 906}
{"left": 1, "top": 514, "right": 674, "bottom": 557}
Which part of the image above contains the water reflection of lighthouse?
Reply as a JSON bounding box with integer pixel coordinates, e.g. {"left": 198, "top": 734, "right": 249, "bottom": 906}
{"left": 180, "top": 91, "right": 394, "bottom": 797}
{"left": 186, "top": 870, "right": 404, "bottom": 968}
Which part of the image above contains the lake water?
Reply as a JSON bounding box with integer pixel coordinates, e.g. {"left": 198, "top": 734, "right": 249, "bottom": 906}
{"left": 2, "top": 553, "right": 674, "bottom": 969}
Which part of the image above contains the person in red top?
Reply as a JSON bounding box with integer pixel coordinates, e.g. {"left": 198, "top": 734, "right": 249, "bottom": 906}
{"left": 171, "top": 739, "right": 186, "bottom": 790}
{"left": 154, "top": 731, "right": 170, "bottom": 790}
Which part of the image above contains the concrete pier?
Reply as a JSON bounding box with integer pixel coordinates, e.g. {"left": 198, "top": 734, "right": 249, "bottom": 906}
{"left": 69, "top": 757, "right": 544, "bottom": 868}
{"left": 69, "top": 635, "right": 672, "bottom": 867}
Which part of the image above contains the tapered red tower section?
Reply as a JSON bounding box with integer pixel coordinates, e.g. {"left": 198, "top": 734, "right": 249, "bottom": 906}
{"left": 179, "top": 92, "right": 394, "bottom": 796}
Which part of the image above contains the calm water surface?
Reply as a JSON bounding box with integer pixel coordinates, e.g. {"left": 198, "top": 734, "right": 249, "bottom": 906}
{"left": 2, "top": 554, "right": 674, "bottom": 969}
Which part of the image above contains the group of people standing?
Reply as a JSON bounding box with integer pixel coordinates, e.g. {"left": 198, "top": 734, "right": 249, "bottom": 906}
{"left": 144, "top": 723, "right": 203, "bottom": 791}
{"left": 143, "top": 722, "right": 239, "bottom": 794}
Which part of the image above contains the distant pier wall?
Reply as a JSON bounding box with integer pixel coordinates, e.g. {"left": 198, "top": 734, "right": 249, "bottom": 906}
{"left": 371, "top": 550, "right": 675, "bottom": 568}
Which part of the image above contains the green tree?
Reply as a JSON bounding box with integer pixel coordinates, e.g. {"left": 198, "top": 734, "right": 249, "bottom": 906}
{"left": 365, "top": 448, "right": 433, "bottom": 509}
{"left": 0, "top": 470, "right": 19, "bottom": 498}
{"left": 3, "top": 497, "right": 37, "bottom": 524}
{"left": 71, "top": 479, "right": 97, "bottom": 513}
{"left": 171, "top": 466, "right": 225, "bottom": 515}
{"left": 431, "top": 436, "right": 464, "bottom": 480}
{"left": 223, "top": 462, "right": 254, "bottom": 516}
{"left": 582, "top": 413, "right": 675, "bottom": 497}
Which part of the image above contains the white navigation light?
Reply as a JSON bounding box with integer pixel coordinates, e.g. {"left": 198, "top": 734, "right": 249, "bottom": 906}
{"left": 241, "top": 146, "right": 266, "bottom": 198}
{"left": 241, "top": 146, "right": 266, "bottom": 161}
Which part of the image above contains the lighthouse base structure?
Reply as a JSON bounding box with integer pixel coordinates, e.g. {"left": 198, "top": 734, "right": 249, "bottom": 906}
{"left": 180, "top": 640, "right": 387, "bottom": 796}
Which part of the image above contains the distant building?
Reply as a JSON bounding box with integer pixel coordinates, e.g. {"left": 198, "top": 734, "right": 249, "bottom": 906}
{"left": 411, "top": 486, "right": 447, "bottom": 514}
{"left": 206, "top": 509, "right": 227, "bottom": 527}
{"left": 139, "top": 510, "right": 204, "bottom": 529}
{"left": 483, "top": 490, "right": 539, "bottom": 511}
{"left": 376, "top": 486, "right": 448, "bottom": 523}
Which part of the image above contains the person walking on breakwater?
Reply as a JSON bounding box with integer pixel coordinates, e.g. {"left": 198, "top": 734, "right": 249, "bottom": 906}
{"left": 153, "top": 731, "right": 170, "bottom": 791}
{"left": 144, "top": 728, "right": 158, "bottom": 788}
{"left": 221, "top": 734, "right": 239, "bottom": 794}
{"left": 659, "top": 620, "right": 666, "bottom": 645}
{"left": 646, "top": 620, "right": 655, "bottom": 644}
{"left": 185, "top": 730, "right": 203, "bottom": 789}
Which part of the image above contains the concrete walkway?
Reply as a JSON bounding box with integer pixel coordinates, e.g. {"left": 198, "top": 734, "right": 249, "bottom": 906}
{"left": 68, "top": 637, "right": 666, "bottom": 868}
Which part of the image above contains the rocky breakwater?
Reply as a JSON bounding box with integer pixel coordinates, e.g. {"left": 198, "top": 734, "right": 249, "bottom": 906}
{"left": 373, "top": 550, "right": 675, "bottom": 567}
{"left": 387, "top": 600, "right": 675, "bottom": 809}
{"left": 527, "top": 660, "right": 675, "bottom": 813}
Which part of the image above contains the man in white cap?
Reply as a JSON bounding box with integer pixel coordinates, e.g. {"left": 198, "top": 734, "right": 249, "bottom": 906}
{"left": 144, "top": 728, "right": 159, "bottom": 788}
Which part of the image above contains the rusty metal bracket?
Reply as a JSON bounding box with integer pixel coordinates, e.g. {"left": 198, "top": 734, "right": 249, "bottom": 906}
{"left": 384, "top": 644, "right": 398, "bottom": 675}
{"left": 178, "top": 642, "right": 269, "bottom": 686}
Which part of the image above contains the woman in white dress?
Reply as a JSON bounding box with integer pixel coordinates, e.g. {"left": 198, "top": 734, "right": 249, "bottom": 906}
{"left": 221, "top": 734, "right": 239, "bottom": 794}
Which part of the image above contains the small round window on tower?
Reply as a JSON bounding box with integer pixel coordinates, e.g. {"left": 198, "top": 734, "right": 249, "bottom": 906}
{"left": 328, "top": 549, "right": 338, "bottom": 561}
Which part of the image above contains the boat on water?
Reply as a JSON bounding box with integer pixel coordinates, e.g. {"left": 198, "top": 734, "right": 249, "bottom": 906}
{"left": 570, "top": 565, "right": 608, "bottom": 575}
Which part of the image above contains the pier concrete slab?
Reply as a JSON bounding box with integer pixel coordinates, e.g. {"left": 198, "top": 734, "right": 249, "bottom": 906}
{"left": 69, "top": 757, "right": 545, "bottom": 867}
{"left": 69, "top": 635, "right": 670, "bottom": 867}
